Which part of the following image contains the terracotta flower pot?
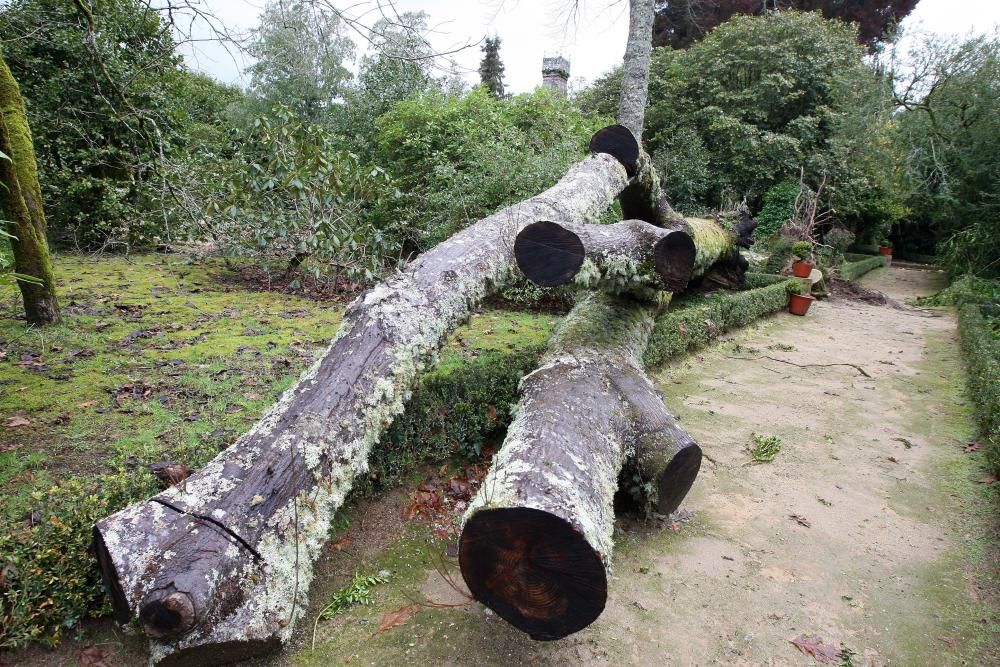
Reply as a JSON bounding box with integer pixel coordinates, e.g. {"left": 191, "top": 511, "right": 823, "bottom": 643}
{"left": 788, "top": 292, "right": 815, "bottom": 316}
{"left": 879, "top": 246, "right": 893, "bottom": 256}
{"left": 792, "top": 260, "right": 814, "bottom": 278}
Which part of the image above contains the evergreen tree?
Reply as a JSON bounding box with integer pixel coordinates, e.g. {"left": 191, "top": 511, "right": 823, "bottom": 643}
{"left": 478, "top": 37, "right": 506, "bottom": 98}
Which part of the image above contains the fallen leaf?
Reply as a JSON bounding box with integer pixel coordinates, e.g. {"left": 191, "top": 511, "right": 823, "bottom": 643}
{"left": 5, "top": 416, "right": 31, "bottom": 427}
{"left": 78, "top": 645, "right": 111, "bottom": 667}
{"left": 892, "top": 437, "right": 914, "bottom": 449}
{"left": 49, "top": 412, "right": 71, "bottom": 425}
{"left": 243, "top": 392, "right": 263, "bottom": 401}
{"left": 789, "top": 514, "right": 811, "bottom": 528}
{"left": 789, "top": 634, "right": 841, "bottom": 663}
{"left": 377, "top": 604, "right": 418, "bottom": 633}
{"left": 963, "top": 442, "right": 981, "bottom": 453}
{"left": 78, "top": 401, "right": 99, "bottom": 409}
{"left": 976, "top": 475, "right": 997, "bottom": 485}
{"left": 887, "top": 456, "right": 899, "bottom": 463}
{"left": 938, "top": 636, "right": 957, "bottom": 648}
{"left": 328, "top": 536, "right": 352, "bottom": 552}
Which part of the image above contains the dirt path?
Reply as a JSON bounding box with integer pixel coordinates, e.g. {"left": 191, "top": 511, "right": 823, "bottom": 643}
{"left": 282, "top": 265, "right": 997, "bottom": 667}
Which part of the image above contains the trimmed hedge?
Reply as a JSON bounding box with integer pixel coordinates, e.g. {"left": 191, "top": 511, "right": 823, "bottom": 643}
{"left": 840, "top": 255, "right": 888, "bottom": 281}
{"left": 958, "top": 303, "right": 1000, "bottom": 475}
{"left": 743, "top": 271, "right": 790, "bottom": 289}
{"left": 370, "top": 347, "right": 542, "bottom": 487}
{"left": 644, "top": 277, "right": 800, "bottom": 369}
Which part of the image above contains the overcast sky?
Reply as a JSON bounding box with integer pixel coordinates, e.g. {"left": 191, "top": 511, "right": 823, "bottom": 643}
{"left": 179, "top": 0, "right": 1000, "bottom": 93}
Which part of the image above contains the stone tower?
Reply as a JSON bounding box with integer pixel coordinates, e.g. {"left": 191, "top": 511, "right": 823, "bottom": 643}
{"left": 542, "top": 56, "right": 570, "bottom": 97}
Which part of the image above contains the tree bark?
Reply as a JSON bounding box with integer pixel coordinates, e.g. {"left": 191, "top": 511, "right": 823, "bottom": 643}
{"left": 615, "top": 370, "right": 701, "bottom": 516}
{"left": 618, "top": 0, "right": 655, "bottom": 139}
{"left": 0, "top": 51, "right": 60, "bottom": 325}
{"left": 514, "top": 219, "right": 696, "bottom": 292}
{"left": 92, "top": 135, "right": 634, "bottom": 666}
{"left": 459, "top": 291, "right": 661, "bottom": 640}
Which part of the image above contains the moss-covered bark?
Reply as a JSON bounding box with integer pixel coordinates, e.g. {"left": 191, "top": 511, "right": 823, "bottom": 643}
{"left": 0, "top": 51, "right": 59, "bottom": 325}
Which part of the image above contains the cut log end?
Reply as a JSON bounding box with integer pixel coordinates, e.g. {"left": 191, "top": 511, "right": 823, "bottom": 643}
{"left": 140, "top": 591, "right": 197, "bottom": 640}
{"left": 655, "top": 443, "right": 703, "bottom": 516}
{"left": 589, "top": 125, "right": 639, "bottom": 176}
{"left": 653, "top": 231, "right": 697, "bottom": 292}
{"left": 514, "top": 221, "right": 584, "bottom": 287}
{"left": 459, "top": 507, "right": 607, "bottom": 641}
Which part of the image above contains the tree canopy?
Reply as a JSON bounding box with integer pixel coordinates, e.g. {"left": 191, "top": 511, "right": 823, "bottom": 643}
{"left": 653, "top": 0, "right": 920, "bottom": 49}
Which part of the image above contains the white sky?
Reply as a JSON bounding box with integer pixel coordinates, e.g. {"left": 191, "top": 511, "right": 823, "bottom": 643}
{"left": 179, "top": 0, "right": 1000, "bottom": 93}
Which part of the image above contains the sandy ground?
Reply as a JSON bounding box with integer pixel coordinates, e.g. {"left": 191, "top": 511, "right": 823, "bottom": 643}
{"left": 8, "top": 265, "right": 997, "bottom": 667}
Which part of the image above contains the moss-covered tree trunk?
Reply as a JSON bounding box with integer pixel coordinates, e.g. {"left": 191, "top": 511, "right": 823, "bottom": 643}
{"left": 0, "top": 51, "right": 59, "bottom": 325}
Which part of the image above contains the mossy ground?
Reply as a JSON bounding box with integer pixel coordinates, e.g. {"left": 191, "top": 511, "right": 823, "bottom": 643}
{"left": 0, "top": 253, "right": 556, "bottom": 523}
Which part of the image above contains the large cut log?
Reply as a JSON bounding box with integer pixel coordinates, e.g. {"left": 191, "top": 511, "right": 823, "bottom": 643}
{"left": 514, "top": 219, "right": 696, "bottom": 292}
{"left": 614, "top": 369, "right": 701, "bottom": 516}
{"left": 459, "top": 291, "right": 700, "bottom": 640}
{"left": 91, "top": 131, "right": 634, "bottom": 665}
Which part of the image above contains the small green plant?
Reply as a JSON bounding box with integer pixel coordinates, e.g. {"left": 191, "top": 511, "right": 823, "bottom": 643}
{"left": 320, "top": 572, "right": 387, "bottom": 619}
{"left": 749, "top": 433, "right": 782, "bottom": 463}
{"left": 839, "top": 643, "right": 857, "bottom": 667}
{"left": 791, "top": 241, "right": 814, "bottom": 261}
{"left": 768, "top": 342, "right": 796, "bottom": 352}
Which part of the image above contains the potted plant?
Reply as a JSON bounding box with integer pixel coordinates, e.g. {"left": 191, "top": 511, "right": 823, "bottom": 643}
{"left": 788, "top": 282, "right": 815, "bottom": 316}
{"left": 878, "top": 238, "right": 893, "bottom": 256}
{"left": 791, "top": 240, "right": 815, "bottom": 278}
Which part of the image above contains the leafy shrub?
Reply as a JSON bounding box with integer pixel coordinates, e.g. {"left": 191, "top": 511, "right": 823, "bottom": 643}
{"left": 754, "top": 180, "right": 799, "bottom": 242}
{"left": 207, "top": 105, "right": 400, "bottom": 284}
{"left": 958, "top": 303, "right": 1000, "bottom": 475}
{"left": 918, "top": 275, "right": 1000, "bottom": 307}
{"left": 375, "top": 87, "right": 606, "bottom": 251}
{"left": 825, "top": 227, "right": 856, "bottom": 255}
{"left": 839, "top": 255, "right": 887, "bottom": 281}
{"left": 0, "top": 472, "right": 159, "bottom": 647}
{"left": 644, "top": 278, "right": 799, "bottom": 369}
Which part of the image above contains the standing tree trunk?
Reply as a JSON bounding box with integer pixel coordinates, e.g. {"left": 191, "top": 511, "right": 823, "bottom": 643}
{"left": 92, "top": 140, "right": 634, "bottom": 666}
{"left": 0, "top": 51, "right": 59, "bottom": 325}
{"left": 618, "top": 0, "right": 655, "bottom": 140}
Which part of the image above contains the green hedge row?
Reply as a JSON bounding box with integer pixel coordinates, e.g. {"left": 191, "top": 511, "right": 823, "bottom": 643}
{"left": 369, "top": 347, "right": 542, "bottom": 488}
{"left": 840, "top": 255, "right": 888, "bottom": 281}
{"left": 643, "top": 277, "right": 800, "bottom": 369}
{"left": 958, "top": 303, "right": 1000, "bottom": 475}
{"left": 0, "top": 346, "right": 542, "bottom": 648}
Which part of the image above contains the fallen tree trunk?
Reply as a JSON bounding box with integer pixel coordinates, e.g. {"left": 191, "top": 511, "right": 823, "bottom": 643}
{"left": 621, "top": 151, "right": 756, "bottom": 284}
{"left": 92, "top": 131, "right": 634, "bottom": 665}
{"left": 514, "top": 219, "right": 696, "bottom": 292}
{"left": 459, "top": 291, "right": 701, "bottom": 640}
{"left": 614, "top": 370, "right": 701, "bottom": 516}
